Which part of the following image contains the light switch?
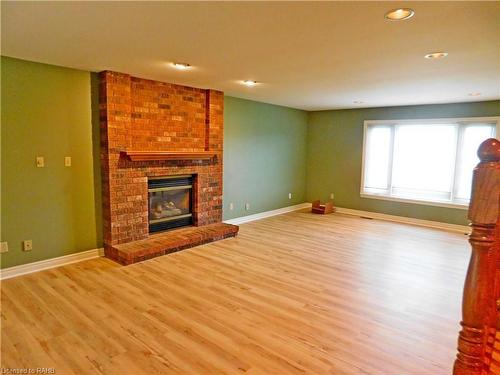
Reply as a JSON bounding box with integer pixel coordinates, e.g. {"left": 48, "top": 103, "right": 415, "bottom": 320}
{"left": 64, "top": 156, "right": 72, "bottom": 167}
{"left": 245, "top": 203, "right": 250, "bottom": 210}
{"left": 229, "top": 203, "right": 234, "bottom": 210}
{"left": 36, "top": 156, "right": 45, "bottom": 168}
{"left": 0, "top": 242, "right": 8, "bottom": 253}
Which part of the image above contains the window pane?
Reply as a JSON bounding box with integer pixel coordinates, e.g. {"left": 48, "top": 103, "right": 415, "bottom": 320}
{"left": 455, "top": 124, "right": 495, "bottom": 200}
{"left": 392, "top": 124, "right": 457, "bottom": 201}
{"left": 364, "top": 126, "right": 391, "bottom": 191}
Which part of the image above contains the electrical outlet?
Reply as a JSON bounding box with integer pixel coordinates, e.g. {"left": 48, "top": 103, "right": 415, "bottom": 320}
{"left": 64, "top": 156, "right": 72, "bottom": 167}
{"left": 36, "top": 156, "right": 45, "bottom": 168}
{"left": 245, "top": 203, "right": 250, "bottom": 210}
{"left": 22, "top": 240, "right": 33, "bottom": 252}
{"left": 0, "top": 242, "right": 8, "bottom": 253}
{"left": 288, "top": 193, "right": 292, "bottom": 199}
{"left": 229, "top": 202, "right": 234, "bottom": 210}
{"left": 330, "top": 193, "right": 335, "bottom": 199}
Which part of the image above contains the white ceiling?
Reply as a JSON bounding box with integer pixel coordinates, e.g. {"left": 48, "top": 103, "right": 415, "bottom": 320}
{"left": 2, "top": 1, "right": 499, "bottom": 110}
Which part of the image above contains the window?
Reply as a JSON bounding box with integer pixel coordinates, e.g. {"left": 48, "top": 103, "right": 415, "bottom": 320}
{"left": 361, "top": 117, "right": 498, "bottom": 209}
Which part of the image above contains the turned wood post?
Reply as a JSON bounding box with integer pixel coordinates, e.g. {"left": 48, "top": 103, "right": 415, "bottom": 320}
{"left": 454, "top": 138, "right": 500, "bottom": 375}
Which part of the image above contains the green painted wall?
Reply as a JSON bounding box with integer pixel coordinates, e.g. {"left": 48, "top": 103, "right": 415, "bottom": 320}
{"left": 306, "top": 101, "right": 500, "bottom": 225}
{"left": 1, "top": 56, "right": 101, "bottom": 268}
{"left": 223, "top": 96, "right": 308, "bottom": 220}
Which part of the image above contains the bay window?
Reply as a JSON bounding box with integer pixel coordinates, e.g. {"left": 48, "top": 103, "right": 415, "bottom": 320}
{"left": 361, "top": 117, "right": 498, "bottom": 208}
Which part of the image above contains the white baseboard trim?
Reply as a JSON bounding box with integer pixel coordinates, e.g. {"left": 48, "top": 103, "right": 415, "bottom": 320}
{"left": 223, "top": 203, "right": 469, "bottom": 234}
{"left": 224, "top": 202, "right": 311, "bottom": 225}
{"left": 0, "top": 248, "right": 104, "bottom": 280}
{"left": 335, "top": 207, "right": 470, "bottom": 234}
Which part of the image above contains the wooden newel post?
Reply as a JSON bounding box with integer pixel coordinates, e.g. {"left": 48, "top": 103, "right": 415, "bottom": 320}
{"left": 454, "top": 138, "right": 500, "bottom": 375}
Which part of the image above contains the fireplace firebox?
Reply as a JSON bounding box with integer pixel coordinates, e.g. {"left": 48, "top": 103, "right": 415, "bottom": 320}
{"left": 148, "top": 175, "right": 193, "bottom": 233}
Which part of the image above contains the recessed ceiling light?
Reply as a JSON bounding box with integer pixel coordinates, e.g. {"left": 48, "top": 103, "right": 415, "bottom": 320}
{"left": 242, "top": 80, "right": 258, "bottom": 87}
{"left": 424, "top": 52, "right": 448, "bottom": 59}
{"left": 171, "top": 62, "right": 191, "bottom": 70}
{"left": 468, "top": 92, "right": 481, "bottom": 96}
{"left": 353, "top": 101, "right": 364, "bottom": 104}
{"left": 385, "top": 8, "right": 415, "bottom": 21}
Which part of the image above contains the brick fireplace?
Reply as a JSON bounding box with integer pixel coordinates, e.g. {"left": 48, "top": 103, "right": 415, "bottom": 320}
{"left": 99, "top": 71, "right": 238, "bottom": 265}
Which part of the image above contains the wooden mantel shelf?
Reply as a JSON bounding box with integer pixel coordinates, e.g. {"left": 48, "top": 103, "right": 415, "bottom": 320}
{"left": 122, "top": 151, "right": 217, "bottom": 161}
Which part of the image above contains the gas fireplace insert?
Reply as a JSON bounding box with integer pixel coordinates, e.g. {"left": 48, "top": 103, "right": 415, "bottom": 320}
{"left": 148, "top": 175, "right": 193, "bottom": 233}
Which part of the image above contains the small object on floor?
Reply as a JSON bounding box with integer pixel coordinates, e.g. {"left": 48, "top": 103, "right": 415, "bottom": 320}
{"left": 311, "top": 200, "right": 335, "bottom": 214}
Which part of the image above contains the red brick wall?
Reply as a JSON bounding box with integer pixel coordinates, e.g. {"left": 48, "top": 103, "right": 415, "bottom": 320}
{"left": 99, "top": 71, "right": 223, "bottom": 247}
{"left": 130, "top": 78, "right": 207, "bottom": 151}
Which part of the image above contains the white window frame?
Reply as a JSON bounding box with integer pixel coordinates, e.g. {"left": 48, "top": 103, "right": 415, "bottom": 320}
{"left": 360, "top": 116, "right": 500, "bottom": 210}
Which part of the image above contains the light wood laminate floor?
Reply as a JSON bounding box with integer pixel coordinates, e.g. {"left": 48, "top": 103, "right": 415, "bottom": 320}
{"left": 1, "top": 211, "right": 469, "bottom": 374}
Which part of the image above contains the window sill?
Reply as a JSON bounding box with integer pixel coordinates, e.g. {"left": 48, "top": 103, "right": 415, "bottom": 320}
{"left": 360, "top": 193, "right": 469, "bottom": 210}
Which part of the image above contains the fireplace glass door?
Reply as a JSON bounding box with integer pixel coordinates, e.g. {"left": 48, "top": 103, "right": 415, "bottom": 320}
{"left": 148, "top": 175, "right": 193, "bottom": 233}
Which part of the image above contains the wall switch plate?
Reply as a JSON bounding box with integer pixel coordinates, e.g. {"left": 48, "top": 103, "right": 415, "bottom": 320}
{"left": 229, "top": 202, "right": 234, "bottom": 210}
{"left": 64, "top": 156, "right": 72, "bottom": 167}
{"left": 245, "top": 203, "right": 250, "bottom": 210}
{"left": 288, "top": 193, "right": 292, "bottom": 199}
{"left": 22, "top": 240, "right": 33, "bottom": 252}
{"left": 0, "top": 242, "right": 8, "bottom": 253}
{"left": 36, "top": 156, "right": 45, "bottom": 168}
{"left": 330, "top": 193, "right": 335, "bottom": 199}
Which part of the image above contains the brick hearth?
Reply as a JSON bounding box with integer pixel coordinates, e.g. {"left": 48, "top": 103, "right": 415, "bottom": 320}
{"left": 106, "top": 223, "right": 238, "bottom": 265}
{"left": 99, "top": 71, "right": 238, "bottom": 264}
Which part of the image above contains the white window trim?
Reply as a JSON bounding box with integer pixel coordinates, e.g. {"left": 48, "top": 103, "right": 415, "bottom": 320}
{"left": 360, "top": 116, "right": 500, "bottom": 210}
